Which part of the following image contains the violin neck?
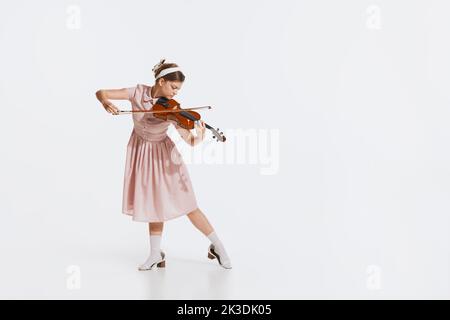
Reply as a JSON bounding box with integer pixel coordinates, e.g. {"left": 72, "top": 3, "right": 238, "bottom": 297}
{"left": 179, "top": 110, "right": 212, "bottom": 129}
{"left": 177, "top": 111, "right": 221, "bottom": 139}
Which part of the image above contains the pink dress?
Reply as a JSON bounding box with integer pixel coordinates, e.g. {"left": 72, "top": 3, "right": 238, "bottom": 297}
{"left": 122, "top": 84, "right": 198, "bottom": 222}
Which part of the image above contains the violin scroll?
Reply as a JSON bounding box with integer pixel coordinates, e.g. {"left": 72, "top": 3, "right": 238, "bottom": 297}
{"left": 209, "top": 126, "right": 226, "bottom": 142}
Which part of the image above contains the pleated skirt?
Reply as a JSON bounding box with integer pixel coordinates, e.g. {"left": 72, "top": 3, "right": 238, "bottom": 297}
{"left": 122, "top": 130, "right": 198, "bottom": 222}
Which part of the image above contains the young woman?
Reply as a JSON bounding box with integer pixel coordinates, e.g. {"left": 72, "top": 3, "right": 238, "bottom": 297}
{"left": 95, "top": 59, "right": 231, "bottom": 270}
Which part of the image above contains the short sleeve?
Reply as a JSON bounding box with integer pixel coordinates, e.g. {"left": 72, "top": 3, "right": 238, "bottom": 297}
{"left": 126, "top": 86, "right": 136, "bottom": 101}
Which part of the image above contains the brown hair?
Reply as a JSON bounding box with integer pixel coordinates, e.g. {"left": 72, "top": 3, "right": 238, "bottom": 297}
{"left": 153, "top": 60, "right": 185, "bottom": 82}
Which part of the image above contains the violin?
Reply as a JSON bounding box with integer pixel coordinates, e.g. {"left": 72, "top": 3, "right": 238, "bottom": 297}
{"left": 117, "top": 97, "right": 226, "bottom": 142}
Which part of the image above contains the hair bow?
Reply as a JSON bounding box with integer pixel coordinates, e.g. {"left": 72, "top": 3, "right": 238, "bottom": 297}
{"left": 152, "top": 58, "right": 166, "bottom": 73}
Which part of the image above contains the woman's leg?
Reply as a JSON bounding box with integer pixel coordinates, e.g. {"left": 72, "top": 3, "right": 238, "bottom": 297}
{"left": 187, "top": 208, "right": 214, "bottom": 236}
{"left": 187, "top": 208, "right": 232, "bottom": 269}
{"left": 138, "top": 222, "right": 165, "bottom": 270}
{"left": 149, "top": 222, "right": 164, "bottom": 235}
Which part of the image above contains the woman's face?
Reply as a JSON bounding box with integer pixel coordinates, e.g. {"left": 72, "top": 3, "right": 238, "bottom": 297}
{"left": 159, "top": 79, "right": 183, "bottom": 99}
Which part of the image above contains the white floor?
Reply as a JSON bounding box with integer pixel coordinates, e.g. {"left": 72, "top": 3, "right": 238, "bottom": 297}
{"left": 1, "top": 207, "right": 449, "bottom": 300}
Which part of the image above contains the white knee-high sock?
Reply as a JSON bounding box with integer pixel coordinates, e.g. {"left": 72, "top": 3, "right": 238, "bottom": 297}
{"left": 207, "top": 231, "right": 231, "bottom": 265}
{"left": 207, "top": 231, "right": 221, "bottom": 246}
{"left": 150, "top": 234, "right": 161, "bottom": 255}
{"left": 139, "top": 234, "right": 163, "bottom": 269}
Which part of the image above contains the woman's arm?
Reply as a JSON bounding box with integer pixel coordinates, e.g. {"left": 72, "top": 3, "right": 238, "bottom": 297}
{"left": 95, "top": 88, "right": 129, "bottom": 115}
{"left": 175, "top": 121, "right": 206, "bottom": 147}
{"left": 96, "top": 88, "right": 129, "bottom": 101}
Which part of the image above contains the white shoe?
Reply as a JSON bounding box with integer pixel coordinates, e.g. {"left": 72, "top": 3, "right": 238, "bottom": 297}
{"left": 208, "top": 244, "right": 232, "bottom": 269}
{"left": 138, "top": 251, "right": 166, "bottom": 271}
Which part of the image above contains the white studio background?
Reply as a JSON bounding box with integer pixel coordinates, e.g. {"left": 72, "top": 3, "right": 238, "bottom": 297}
{"left": 0, "top": 0, "right": 449, "bottom": 299}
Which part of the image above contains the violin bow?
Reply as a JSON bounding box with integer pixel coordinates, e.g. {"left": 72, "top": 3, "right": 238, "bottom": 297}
{"left": 114, "top": 106, "right": 212, "bottom": 115}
